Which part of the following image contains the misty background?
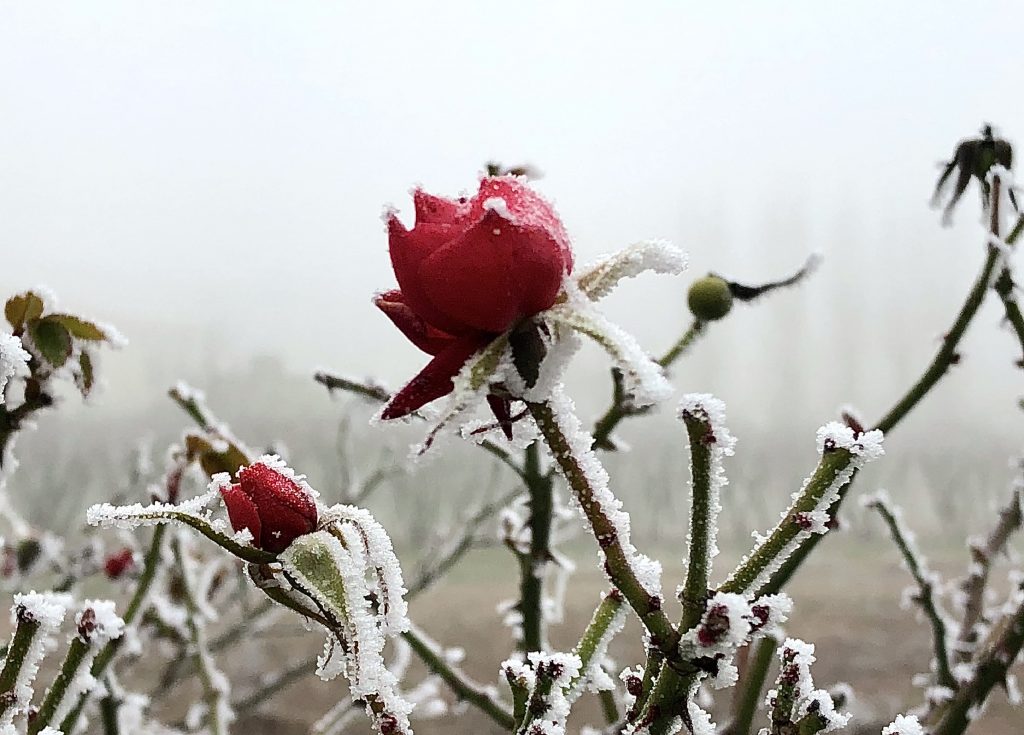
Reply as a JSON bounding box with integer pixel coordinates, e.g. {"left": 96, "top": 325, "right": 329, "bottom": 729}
{"left": 1, "top": 2, "right": 1022, "bottom": 544}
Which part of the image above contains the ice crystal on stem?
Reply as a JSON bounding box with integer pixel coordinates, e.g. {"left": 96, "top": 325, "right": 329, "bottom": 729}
{"left": 0, "top": 335, "right": 29, "bottom": 406}
{"left": 0, "top": 592, "right": 69, "bottom": 731}
{"left": 881, "top": 713, "right": 925, "bottom": 735}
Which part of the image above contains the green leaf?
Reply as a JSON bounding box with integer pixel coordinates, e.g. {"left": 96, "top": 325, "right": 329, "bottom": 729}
{"left": 5, "top": 292, "right": 45, "bottom": 331}
{"left": 49, "top": 314, "right": 106, "bottom": 341}
{"left": 77, "top": 350, "right": 95, "bottom": 397}
{"left": 184, "top": 432, "right": 250, "bottom": 480}
{"left": 29, "top": 318, "right": 73, "bottom": 368}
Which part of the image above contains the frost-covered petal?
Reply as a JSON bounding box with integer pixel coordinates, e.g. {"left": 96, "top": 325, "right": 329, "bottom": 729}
{"left": 373, "top": 289, "right": 457, "bottom": 356}
{"left": 219, "top": 483, "right": 262, "bottom": 545}
{"left": 381, "top": 336, "right": 489, "bottom": 420}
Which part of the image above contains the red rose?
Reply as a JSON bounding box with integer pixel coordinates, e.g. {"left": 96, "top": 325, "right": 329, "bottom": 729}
{"left": 377, "top": 176, "right": 573, "bottom": 420}
{"left": 219, "top": 459, "right": 318, "bottom": 554}
{"left": 103, "top": 547, "right": 136, "bottom": 579}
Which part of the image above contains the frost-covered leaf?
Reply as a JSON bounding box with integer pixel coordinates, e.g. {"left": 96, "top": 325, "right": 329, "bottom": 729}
{"left": 184, "top": 432, "right": 250, "bottom": 480}
{"left": 5, "top": 291, "right": 45, "bottom": 330}
{"left": 29, "top": 317, "right": 73, "bottom": 368}
{"left": 545, "top": 303, "right": 671, "bottom": 407}
{"left": 575, "top": 240, "right": 687, "bottom": 301}
{"left": 48, "top": 313, "right": 108, "bottom": 341}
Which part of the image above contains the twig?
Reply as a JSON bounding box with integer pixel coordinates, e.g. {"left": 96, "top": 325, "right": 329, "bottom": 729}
{"left": 402, "top": 624, "right": 516, "bottom": 730}
{"left": 954, "top": 479, "right": 1022, "bottom": 662}
{"left": 865, "top": 494, "right": 956, "bottom": 690}
{"left": 723, "top": 635, "right": 779, "bottom": 735}
{"left": 932, "top": 577, "right": 1024, "bottom": 735}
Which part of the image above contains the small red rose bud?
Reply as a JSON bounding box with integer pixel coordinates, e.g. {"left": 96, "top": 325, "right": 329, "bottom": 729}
{"left": 103, "top": 548, "right": 136, "bottom": 579}
{"left": 219, "top": 457, "right": 318, "bottom": 554}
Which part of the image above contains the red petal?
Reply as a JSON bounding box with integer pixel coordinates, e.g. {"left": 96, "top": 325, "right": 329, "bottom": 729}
{"left": 413, "top": 189, "right": 463, "bottom": 225}
{"left": 468, "top": 176, "right": 573, "bottom": 273}
{"left": 418, "top": 209, "right": 568, "bottom": 333}
{"left": 220, "top": 483, "right": 262, "bottom": 546}
{"left": 373, "top": 290, "right": 456, "bottom": 356}
{"left": 381, "top": 338, "right": 486, "bottom": 420}
{"left": 239, "top": 464, "right": 318, "bottom": 554}
{"left": 388, "top": 213, "right": 476, "bottom": 336}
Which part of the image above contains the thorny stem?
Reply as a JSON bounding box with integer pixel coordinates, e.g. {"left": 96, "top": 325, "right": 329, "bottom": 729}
{"left": 99, "top": 684, "right": 120, "bottom": 735}
{"left": 875, "top": 180, "right": 1009, "bottom": 435}
{"left": 526, "top": 400, "right": 684, "bottom": 668}
{"left": 932, "top": 579, "right": 1024, "bottom": 735}
{"left": 0, "top": 611, "right": 42, "bottom": 721}
{"left": 30, "top": 635, "right": 92, "bottom": 734}
{"left": 954, "top": 483, "right": 1023, "bottom": 662}
{"left": 520, "top": 442, "right": 554, "bottom": 654}
{"left": 403, "top": 624, "right": 516, "bottom": 730}
{"left": 760, "top": 198, "right": 1024, "bottom": 601}
{"left": 722, "top": 448, "right": 857, "bottom": 596}
{"left": 174, "top": 537, "right": 229, "bottom": 735}
{"left": 723, "top": 635, "right": 778, "bottom": 735}
{"left": 679, "top": 410, "right": 715, "bottom": 632}
{"left": 60, "top": 524, "right": 168, "bottom": 734}
{"left": 868, "top": 498, "right": 956, "bottom": 690}
{"left": 994, "top": 267, "right": 1024, "bottom": 364}
{"left": 567, "top": 590, "right": 626, "bottom": 695}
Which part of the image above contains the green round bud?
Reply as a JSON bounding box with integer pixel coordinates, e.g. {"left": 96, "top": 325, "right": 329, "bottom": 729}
{"left": 687, "top": 276, "right": 734, "bottom": 321}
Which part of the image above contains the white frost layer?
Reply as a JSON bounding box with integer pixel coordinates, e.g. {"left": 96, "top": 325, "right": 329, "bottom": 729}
{"left": 2, "top": 592, "right": 70, "bottom": 727}
{"left": 882, "top": 714, "right": 925, "bottom": 735}
{"left": 545, "top": 386, "right": 663, "bottom": 597}
{"left": 0, "top": 333, "right": 30, "bottom": 404}
{"left": 87, "top": 489, "right": 217, "bottom": 529}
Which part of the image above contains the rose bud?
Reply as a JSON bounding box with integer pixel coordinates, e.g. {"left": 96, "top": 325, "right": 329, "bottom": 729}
{"left": 377, "top": 175, "right": 574, "bottom": 420}
{"left": 103, "top": 548, "right": 136, "bottom": 579}
{"left": 218, "top": 457, "right": 318, "bottom": 554}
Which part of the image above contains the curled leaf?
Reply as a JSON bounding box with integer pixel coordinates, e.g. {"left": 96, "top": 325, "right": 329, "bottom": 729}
{"left": 29, "top": 317, "right": 73, "bottom": 368}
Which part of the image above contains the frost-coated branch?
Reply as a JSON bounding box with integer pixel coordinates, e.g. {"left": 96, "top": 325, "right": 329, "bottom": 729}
{"left": 722, "top": 634, "right": 778, "bottom": 735}
{"left": 520, "top": 442, "right": 555, "bottom": 653}
{"left": 566, "top": 590, "right": 627, "bottom": 704}
{"left": 678, "top": 396, "right": 735, "bottom": 633}
{"left": 722, "top": 424, "right": 883, "bottom": 596}
{"left": 526, "top": 395, "right": 682, "bottom": 666}
{"left": 30, "top": 601, "right": 125, "bottom": 735}
{"left": 0, "top": 593, "right": 68, "bottom": 728}
{"left": 932, "top": 576, "right": 1024, "bottom": 735}
{"left": 864, "top": 492, "right": 956, "bottom": 691}
{"left": 954, "top": 479, "right": 1023, "bottom": 662}
{"left": 766, "top": 639, "right": 849, "bottom": 735}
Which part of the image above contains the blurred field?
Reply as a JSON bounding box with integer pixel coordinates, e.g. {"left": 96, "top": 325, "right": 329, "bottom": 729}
{"left": 182, "top": 535, "right": 1022, "bottom": 735}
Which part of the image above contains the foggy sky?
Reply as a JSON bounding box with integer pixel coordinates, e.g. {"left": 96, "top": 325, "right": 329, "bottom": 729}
{"left": 2, "top": 2, "right": 1023, "bottom": 452}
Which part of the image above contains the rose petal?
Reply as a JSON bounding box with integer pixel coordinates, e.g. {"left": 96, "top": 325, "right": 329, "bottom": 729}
{"left": 418, "top": 209, "right": 568, "bottom": 333}
{"left": 373, "top": 290, "right": 456, "bottom": 356}
{"left": 239, "top": 464, "right": 318, "bottom": 554}
{"left": 414, "top": 189, "right": 464, "bottom": 225}
{"left": 220, "top": 482, "right": 262, "bottom": 544}
{"left": 381, "top": 337, "right": 487, "bottom": 420}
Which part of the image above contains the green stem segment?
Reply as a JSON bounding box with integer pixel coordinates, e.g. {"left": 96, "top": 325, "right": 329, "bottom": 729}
{"left": 0, "top": 613, "right": 43, "bottom": 721}
{"left": 567, "top": 590, "right": 626, "bottom": 696}
{"left": 725, "top": 636, "right": 779, "bottom": 735}
{"left": 60, "top": 524, "right": 168, "bottom": 734}
{"left": 722, "top": 448, "right": 856, "bottom": 596}
{"left": 520, "top": 443, "right": 554, "bottom": 654}
{"left": 527, "top": 401, "right": 682, "bottom": 663}
{"left": 679, "top": 410, "right": 715, "bottom": 632}
{"left": 29, "top": 636, "right": 92, "bottom": 734}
